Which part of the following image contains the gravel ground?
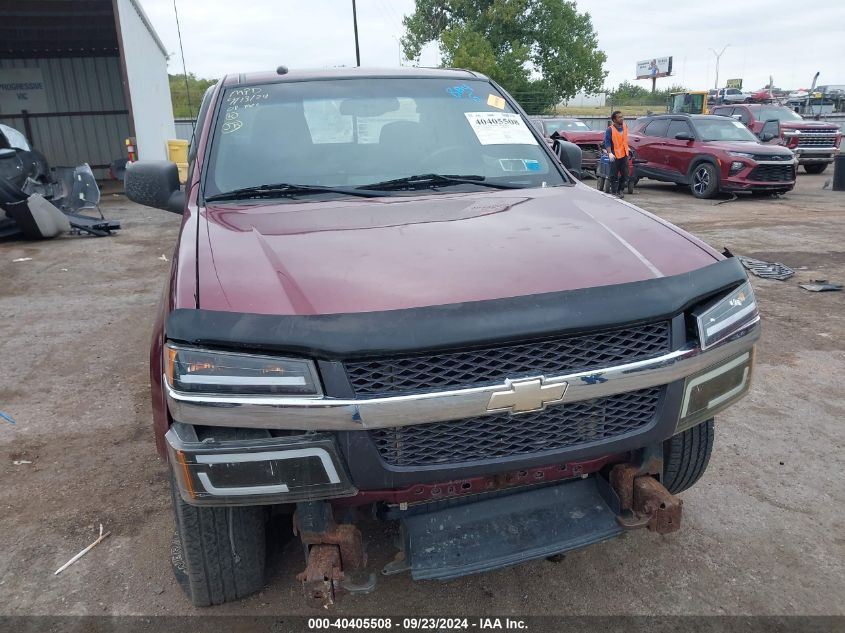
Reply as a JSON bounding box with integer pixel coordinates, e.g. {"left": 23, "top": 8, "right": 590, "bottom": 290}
{"left": 0, "top": 174, "right": 843, "bottom": 617}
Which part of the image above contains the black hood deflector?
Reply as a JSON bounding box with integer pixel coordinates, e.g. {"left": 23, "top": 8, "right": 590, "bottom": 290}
{"left": 166, "top": 257, "right": 746, "bottom": 359}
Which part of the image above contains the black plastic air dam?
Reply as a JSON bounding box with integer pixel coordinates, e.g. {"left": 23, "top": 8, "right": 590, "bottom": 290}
{"left": 165, "top": 257, "right": 747, "bottom": 359}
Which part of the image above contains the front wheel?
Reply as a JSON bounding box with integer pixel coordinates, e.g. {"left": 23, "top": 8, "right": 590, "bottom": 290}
{"left": 662, "top": 419, "right": 714, "bottom": 494}
{"left": 170, "top": 476, "right": 267, "bottom": 606}
{"left": 804, "top": 163, "right": 828, "bottom": 175}
{"left": 690, "top": 162, "right": 719, "bottom": 199}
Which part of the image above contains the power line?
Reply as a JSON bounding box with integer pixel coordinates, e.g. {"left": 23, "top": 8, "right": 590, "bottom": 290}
{"left": 172, "top": 0, "right": 194, "bottom": 131}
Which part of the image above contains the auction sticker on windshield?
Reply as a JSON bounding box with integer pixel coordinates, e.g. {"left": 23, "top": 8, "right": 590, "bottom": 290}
{"left": 465, "top": 112, "right": 537, "bottom": 145}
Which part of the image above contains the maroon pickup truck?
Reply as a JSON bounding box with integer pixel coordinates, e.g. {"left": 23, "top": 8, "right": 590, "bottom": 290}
{"left": 710, "top": 104, "right": 841, "bottom": 174}
{"left": 125, "top": 67, "right": 760, "bottom": 608}
{"left": 530, "top": 117, "right": 605, "bottom": 173}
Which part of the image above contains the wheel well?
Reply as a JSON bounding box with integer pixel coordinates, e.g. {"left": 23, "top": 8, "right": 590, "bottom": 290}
{"left": 688, "top": 156, "right": 719, "bottom": 180}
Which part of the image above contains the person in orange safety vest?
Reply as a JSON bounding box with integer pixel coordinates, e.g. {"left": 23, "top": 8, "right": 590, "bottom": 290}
{"left": 603, "top": 110, "right": 631, "bottom": 198}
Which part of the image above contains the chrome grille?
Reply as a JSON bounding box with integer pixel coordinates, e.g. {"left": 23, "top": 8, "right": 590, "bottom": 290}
{"left": 345, "top": 322, "right": 671, "bottom": 397}
{"left": 796, "top": 133, "right": 837, "bottom": 148}
{"left": 370, "top": 387, "right": 663, "bottom": 466}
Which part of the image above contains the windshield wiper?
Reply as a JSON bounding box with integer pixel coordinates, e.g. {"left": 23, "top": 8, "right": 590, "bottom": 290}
{"left": 356, "top": 174, "right": 522, "bottom": 191}
{"left": 205, "top": 182, "right": 382, "bottom": 202}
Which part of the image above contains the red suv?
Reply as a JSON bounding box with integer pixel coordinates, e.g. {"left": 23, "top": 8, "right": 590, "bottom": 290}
{"left": 630, "top": 114, "right": 797, "bottom": 198}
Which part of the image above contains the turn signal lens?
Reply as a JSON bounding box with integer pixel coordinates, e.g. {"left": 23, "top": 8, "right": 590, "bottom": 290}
{"left": 164, "top": 344, "right": 321, "bottom": 396}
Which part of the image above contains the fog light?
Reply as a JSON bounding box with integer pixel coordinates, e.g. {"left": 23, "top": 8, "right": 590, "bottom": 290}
{"left": 166, "top": 423, "right": 356, "bottom": 505}
{"left": 677, "top": 351, "right": 754, "bottom": 432}
{"left": 730, "top": 161, "right": 745, "bottom": 173}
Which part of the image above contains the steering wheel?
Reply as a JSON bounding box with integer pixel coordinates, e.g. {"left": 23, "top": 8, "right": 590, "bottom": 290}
{"left": 420, "top": 145, "right": 477, "bottom": 172}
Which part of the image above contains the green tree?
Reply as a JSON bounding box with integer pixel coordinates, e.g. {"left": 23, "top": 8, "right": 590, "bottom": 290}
{"left": 401, "top": 0, "right": 607, "bottom": 114}
{"left": 606, "top": 81, "right": 688, "bottom": 106}
{"left": 169, "top": 73, "right": 216, "bottom": 118}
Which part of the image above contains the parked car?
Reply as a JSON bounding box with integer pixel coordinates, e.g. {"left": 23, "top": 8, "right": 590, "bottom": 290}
{"left": 630, "top": 113, "right": 796, "bottom": 198}
{"left": 125, "top": 67, "right": 760, "bottom": 608}
{"left": 718, "top": 87, "right": 753, "bottom": 104}
{"left": 531, "top": 117, "right": 604, "bottom": 173}
{"left": 750, "top": 87, "right": 788, "bottom": 103}
{"left": 710, "top": 104, "right": 842, "bottom": 174}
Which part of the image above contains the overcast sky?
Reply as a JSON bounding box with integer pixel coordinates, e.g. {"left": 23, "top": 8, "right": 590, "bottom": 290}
{"left": 142, "top": 0, "right": 845, "bottom": 93}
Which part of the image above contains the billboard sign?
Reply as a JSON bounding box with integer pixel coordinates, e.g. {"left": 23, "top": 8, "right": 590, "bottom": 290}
{"left": 0, "top": 68, "right": 48, "bottom": 114}
{"left": 726, "top": 78, "right": 743, "bottom": 89}
{"left": 636, "top": 57, "right": 672, "bottom": 80}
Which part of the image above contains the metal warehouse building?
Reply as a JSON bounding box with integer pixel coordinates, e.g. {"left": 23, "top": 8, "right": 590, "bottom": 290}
{"left": 0, "top": 0, "right": 175, "bottom": 177}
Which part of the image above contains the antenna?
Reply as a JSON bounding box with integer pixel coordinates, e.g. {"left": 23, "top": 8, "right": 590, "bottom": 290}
{"left": 173, "top": 0, "right": 195, "bottom": 133}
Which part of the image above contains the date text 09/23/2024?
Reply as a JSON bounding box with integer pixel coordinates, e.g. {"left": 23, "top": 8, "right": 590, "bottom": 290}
{"left": 308, "top": 618, "right": 528, "bottom": 630}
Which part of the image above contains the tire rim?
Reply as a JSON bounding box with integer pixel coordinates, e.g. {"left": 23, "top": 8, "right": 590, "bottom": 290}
{"left": 693, "top": 167, "right": 710, "bottom": 194}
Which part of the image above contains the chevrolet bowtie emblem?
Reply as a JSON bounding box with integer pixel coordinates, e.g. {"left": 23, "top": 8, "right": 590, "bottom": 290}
{"left": 487, "top": 377, "right": 568, "bottom": 414}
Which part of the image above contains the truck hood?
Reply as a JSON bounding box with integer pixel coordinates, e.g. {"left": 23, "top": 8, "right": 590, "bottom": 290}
{"left": 779, "top": 120, "right": 840, "bottom": 132}
{"left": 556, "top": 130, "right": 605, "bottom": 144}
{"left": 197, "top": 185, "right": 719, "bottom": 315}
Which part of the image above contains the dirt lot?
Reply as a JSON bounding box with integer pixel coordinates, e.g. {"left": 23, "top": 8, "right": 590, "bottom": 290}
{"left": 0, "top": 174, "right": 843, "bottom": 617}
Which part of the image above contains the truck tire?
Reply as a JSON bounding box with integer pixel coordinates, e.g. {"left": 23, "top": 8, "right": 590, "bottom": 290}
{"left": 662, "top": 418, "right": 714, "bottom": 494}
{"left": 170, "top": 476, "right": 267, "bottom": 606}
{"left": 804, "top": 163, "right": 827, "bottom": 175}
{"left": 690, "top": 162, "right": 719, "bottom": 199}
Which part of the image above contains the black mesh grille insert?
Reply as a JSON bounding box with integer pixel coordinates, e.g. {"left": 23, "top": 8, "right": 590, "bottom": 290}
{"left": 345, "top": 322, "right": 671, "bottom": 397}
{"left": 370, "top": 387, "right": 663, "bottom": 466}
{"left": 748, "top": 164, "right": 795, "bottom": 182}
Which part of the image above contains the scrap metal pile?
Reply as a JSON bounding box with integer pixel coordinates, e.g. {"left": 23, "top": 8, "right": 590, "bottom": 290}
{"left": 0, "top": 124, "right": 119, "bottom": 239}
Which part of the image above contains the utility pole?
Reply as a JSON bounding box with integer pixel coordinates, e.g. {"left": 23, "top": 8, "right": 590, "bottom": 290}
{"left": 709, "top": 44, "right": 729, "bottom": 90}
{"left": 352, "top": 0, "right": 361, "bottom": 67}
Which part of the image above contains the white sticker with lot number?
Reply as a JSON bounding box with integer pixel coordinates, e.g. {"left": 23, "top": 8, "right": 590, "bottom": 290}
{"left": 464, "top": 112, "right": 537, "bottom": 145}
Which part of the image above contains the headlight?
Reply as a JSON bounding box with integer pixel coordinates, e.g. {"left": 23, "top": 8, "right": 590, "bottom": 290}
{"left": 165, "top": 344, "right": 321, "bottom": 396}
{"left": 677, "top": 350, "right": 754, "bottom": 432}
{"left": 728, "top": 152, "right": 754, "bottom": 159}
{"left": 694, "top": 281, "right": 759, "bottom": 350}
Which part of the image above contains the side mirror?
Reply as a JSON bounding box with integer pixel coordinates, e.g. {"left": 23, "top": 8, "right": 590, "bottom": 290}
{"left": 758, "top": 118, "right": 780, "bottom": 144}
{"left": 674, "top": 133, "right": 694, "bottom": 141}
{"left": 125, "top": 161, "right": 185, "bottom": 214}
{"left": 552, "top": 138, "right": 583, "bottom": 180}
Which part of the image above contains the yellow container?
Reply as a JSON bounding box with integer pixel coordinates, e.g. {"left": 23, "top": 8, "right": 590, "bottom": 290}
{"left": 167, "top": 139, "right": 189, "bottom": 184}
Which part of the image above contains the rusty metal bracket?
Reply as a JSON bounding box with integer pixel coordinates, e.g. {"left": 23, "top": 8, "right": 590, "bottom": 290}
{"left": 297, "top": 544, "right": 343, "bottom": 608}
{"left": 293, "top": 503, "right": 368, "bottom": 608}
{"left": 610, "top": 464, "right": 683, "bottom": 535}
{"left": 633, "top": 475, "right": 683, "bottom": 534}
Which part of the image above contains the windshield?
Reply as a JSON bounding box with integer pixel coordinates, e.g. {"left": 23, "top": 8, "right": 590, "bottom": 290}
{"left": 543, "top": 119, "right": 591, "bottom": 133}
{"left": 753, "top": 107, "right": 803, "bottom": 122}
{"left": 694, "top": 118, "right": 760, "bottom": 142}
{"left": 204, "top": 78, "right": 564, "bottom": 199}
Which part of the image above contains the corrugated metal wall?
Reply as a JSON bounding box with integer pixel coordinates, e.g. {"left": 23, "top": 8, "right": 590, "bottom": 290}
{"left": 0, "top": 57, "right": 130, "bottom": 177}
{"left": 174, "top": 119, "right": 195, "bottom": 141}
